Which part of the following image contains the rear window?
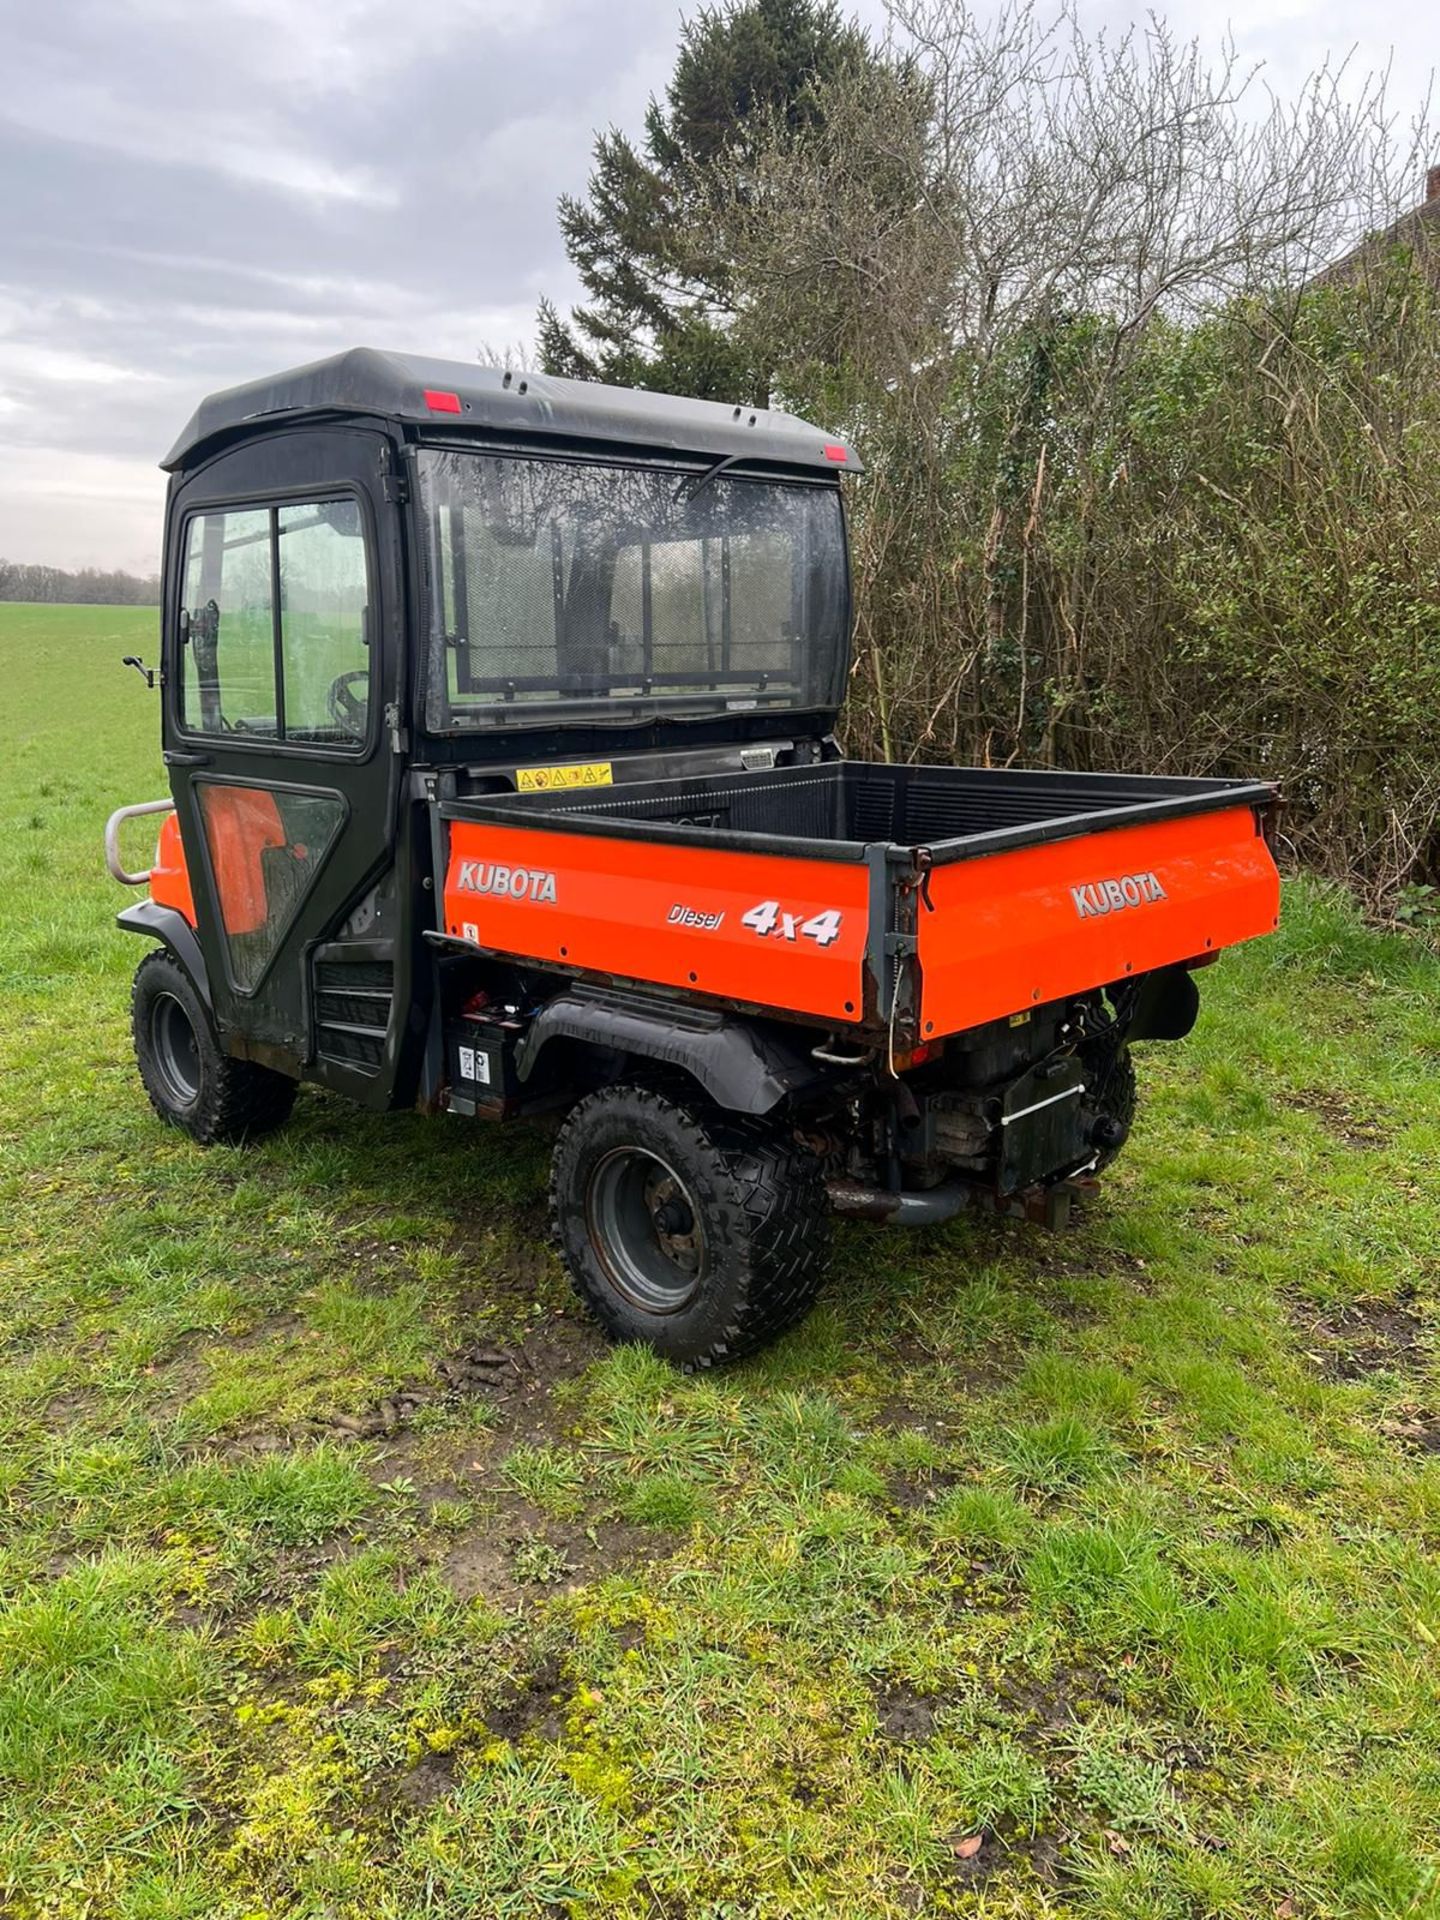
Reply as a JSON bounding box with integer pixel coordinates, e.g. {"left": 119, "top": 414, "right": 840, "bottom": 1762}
{"left": 416, "top": 449, "right": 847, "bottom": 731}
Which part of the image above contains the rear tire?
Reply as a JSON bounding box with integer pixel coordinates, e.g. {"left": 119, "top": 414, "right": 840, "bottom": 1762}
{"left": 1083, "top": 1037, "right": 1137, "bottom": 1171}
{"left": 131, "top": 949, "right": 296, "bottom": 1145}
{"left": 549, "top": 1083, "right": 830, "bottom": 1369}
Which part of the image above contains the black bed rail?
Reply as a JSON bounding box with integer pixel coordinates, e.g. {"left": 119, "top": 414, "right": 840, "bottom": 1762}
{"left": 443, "top": 759, "right": 1278, "bottom": 867}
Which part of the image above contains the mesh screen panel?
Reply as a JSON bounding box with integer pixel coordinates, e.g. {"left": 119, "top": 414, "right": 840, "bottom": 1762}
{"left": 418, "top": 450, "right": 846, "bottom": 730}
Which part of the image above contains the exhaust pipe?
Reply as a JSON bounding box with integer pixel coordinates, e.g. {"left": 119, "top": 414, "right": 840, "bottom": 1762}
{"left": 827, "top": 1175, "right": 1090, "bottom": 1230}
{"left": 826, "top": 1178, "right": 975, "bottom": 1226}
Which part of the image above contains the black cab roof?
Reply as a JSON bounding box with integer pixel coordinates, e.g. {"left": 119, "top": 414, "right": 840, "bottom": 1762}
{"left": 161, "top": 347, "right": 860, "bottom": 476}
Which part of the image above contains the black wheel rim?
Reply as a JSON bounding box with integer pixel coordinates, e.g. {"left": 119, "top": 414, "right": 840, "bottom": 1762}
{"left": 585, "top": 1147, "right": 706, "bottom": 1315}
{"left": 150, "top": 993, "right": 201, "bottom": 1110}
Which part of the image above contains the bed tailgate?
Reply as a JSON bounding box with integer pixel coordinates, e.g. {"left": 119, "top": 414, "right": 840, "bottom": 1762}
{"left": 442, "top": 818, "right": 872, "bottom": 1023}
{"left": 916, "top": 803, "right": 1280, "bottom": 1040}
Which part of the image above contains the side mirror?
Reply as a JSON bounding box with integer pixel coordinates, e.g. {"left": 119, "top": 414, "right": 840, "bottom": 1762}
{"left": 122, "top": 655, "right": 163, "bottom": 690}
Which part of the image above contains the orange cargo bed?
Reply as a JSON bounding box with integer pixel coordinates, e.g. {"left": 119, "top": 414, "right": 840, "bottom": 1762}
{"left": 440, "top": 761, "right": 1279, "bottom": 1041}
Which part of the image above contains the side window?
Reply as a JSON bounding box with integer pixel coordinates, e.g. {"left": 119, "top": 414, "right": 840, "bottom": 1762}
{"left": 278, "top": 501, "right": 370, "bottom": 743}
{"left": 179, "top": 499, "right": 371, "bottom": 748}
{"left": 181, "top": 509, "right": 276, "bottom": 735}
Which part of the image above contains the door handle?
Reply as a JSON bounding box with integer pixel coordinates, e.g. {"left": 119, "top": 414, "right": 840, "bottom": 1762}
{"left": 163, "top": 749, "right": 212, "bottom": 767}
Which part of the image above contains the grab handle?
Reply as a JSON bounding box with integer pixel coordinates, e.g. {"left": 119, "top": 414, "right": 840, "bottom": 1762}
{"left": 104, "top": 798, "right": 175, "bottom": 886}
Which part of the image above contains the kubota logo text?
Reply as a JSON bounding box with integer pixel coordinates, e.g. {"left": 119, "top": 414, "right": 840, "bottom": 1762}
{"left": 456, "top": 860, "right": 558, "bottom": 904}
{"left": 1070, "top": 871, "right": 1167, "bottom": 918}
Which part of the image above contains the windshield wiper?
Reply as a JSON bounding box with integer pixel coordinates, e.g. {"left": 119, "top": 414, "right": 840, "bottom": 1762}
{"left": 673, "top": 454, "right": 743, "bottom": 504}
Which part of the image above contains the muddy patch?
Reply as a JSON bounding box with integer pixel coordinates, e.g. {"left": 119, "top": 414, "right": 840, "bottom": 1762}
{"left": 867, "top": 1400, "right": 967, "bottom": 1443}
{"left": 389, "top": 1749, "right": 456, "bottom": 1811}
{"left": 328, "top": 1311, "right": 658, "bottom": 1609}
{"left": 1299, "top": 1294, "right": 1428, "bottom": 1380}
{"left": 438, "top": 1527, "right": 522, "bottom": 1605}
{"left": 322, "top": 1312, "right": 604, "bottom": 1445}
{"left": 483, "top": 1652, "right": 569, "bottom": 1744}
{"left": 871, "top": 1657, "right": 1119, "bottom": 1756}
{"left": 452, "top": 1217, "right": 557, "bottom": 1310}
{"left": 890, "top": 1827, "right": 1067, "bottom": 1907}
{"left": 1282, "top": 1087, "right": 1390, "bottom": 1150}
{"left": 437, "top": 1497, "right": 659, "bottom": 1609}
{"left": 1380, "top": 1408, "right": 1440, "bottom": 1454}
{"left": 487, "top": 1316, "right": 606, "bottom": 1424}
{"left": 995, "top": 1663, "right": 1119, "bottom": 1737}
{"left": 872, "top": 1683, "right": 939, "bottom": 1744}
{"left": 885, "top": 1469, "right": 958, "bottom": 1512}
{"left": 950, "top": 1827, "right": 1066, "bottom": 1893}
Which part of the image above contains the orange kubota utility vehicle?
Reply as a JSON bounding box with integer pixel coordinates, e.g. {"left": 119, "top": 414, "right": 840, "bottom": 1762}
{"left": 106, "top": 350, "right": 1281, "bottom": 1367}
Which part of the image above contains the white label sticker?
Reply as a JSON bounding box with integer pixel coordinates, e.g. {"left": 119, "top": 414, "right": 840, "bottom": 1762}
{"left": 457, "top": 1045, "right": 491, "bottom": 1085}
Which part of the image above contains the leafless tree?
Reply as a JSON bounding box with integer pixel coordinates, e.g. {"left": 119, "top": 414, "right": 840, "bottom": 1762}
{"left": 682, "top": 4, "right": 1440, "bottom": 909}
{"left": 717, "top": 2, "right": 1430, "bottom": 367}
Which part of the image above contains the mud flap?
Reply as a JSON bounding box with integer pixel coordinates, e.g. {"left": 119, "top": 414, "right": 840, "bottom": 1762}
{"left": 1128, "top": 963, "right": 1200, "bottom": 1042}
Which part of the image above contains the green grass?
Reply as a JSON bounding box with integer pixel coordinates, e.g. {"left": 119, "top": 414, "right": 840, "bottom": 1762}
{"left": 1, "top": 599, "right": 1439, "bottom": 1917}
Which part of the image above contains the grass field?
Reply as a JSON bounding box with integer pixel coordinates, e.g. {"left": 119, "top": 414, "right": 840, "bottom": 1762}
{"left": 1, "top": 600, "right": 1438, "bottom": 1920}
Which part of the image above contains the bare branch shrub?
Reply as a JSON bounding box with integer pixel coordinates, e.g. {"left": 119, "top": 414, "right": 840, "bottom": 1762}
{"left": 694, "top": 0, "right": 1440, "bottom": 905}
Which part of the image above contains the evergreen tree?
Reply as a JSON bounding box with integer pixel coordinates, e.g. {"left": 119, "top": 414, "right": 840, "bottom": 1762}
{"left": 538, "top": 0, "right": 876, "bottom": 401}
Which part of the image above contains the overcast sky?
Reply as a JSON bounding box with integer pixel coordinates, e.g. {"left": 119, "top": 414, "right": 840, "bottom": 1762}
{"left": 0, "top": 0, "right": 1432, "bottom": 573}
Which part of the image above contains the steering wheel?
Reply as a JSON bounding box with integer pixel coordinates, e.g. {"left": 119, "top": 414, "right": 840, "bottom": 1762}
{"left": 326, "top": 669, "right": 369, "bottom": 738}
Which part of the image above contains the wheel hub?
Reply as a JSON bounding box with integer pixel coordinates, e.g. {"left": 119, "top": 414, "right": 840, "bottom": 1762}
{"left": 585, "top": 1147, "right": 706, "bottom": 1315}
{"left": 150, "top": 993, "right": 201, "bottom": 1110}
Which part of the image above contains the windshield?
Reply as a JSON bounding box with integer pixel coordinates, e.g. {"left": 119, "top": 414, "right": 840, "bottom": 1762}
{"left": 416, "top": 448, "right": 847, "bottom": 731}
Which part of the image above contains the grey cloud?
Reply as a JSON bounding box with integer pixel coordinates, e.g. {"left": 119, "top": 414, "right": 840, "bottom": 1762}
{"left": 0, "top": 0, "right": 1429, "bottom": 569}
{"left": 0, "top": 0, "right": 681, "bottom": 566}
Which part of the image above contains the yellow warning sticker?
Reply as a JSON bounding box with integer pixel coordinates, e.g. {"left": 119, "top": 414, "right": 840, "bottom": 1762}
{"left": 516, "top": 761, "right": 614, "bottom": 793}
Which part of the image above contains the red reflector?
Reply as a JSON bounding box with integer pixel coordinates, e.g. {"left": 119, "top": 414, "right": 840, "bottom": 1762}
{"left": 424, "top": 389, "right": 462, "bottom": 414}
{"left": 823, "top": 444, "right": 848, "bottom": 462}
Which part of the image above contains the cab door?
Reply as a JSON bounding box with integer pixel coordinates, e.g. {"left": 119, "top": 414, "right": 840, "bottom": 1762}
{"left": 161, "top": 427, "right": 407, "bottom": 1102}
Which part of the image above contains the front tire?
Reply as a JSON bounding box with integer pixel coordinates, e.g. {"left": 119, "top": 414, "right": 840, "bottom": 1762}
{"left": 131, "top": 949, "right": 296, "bottom": 1145}
{"left": 549, "top": 1084, "right": 830, "bottom": 1369}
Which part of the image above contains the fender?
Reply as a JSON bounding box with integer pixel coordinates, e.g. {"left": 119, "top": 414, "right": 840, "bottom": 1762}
{"left": 516, "top": 984, "right": 829, "bottom": 1116}
{"left": 116, "top": 899, "right": 212, "bottom": 1007}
